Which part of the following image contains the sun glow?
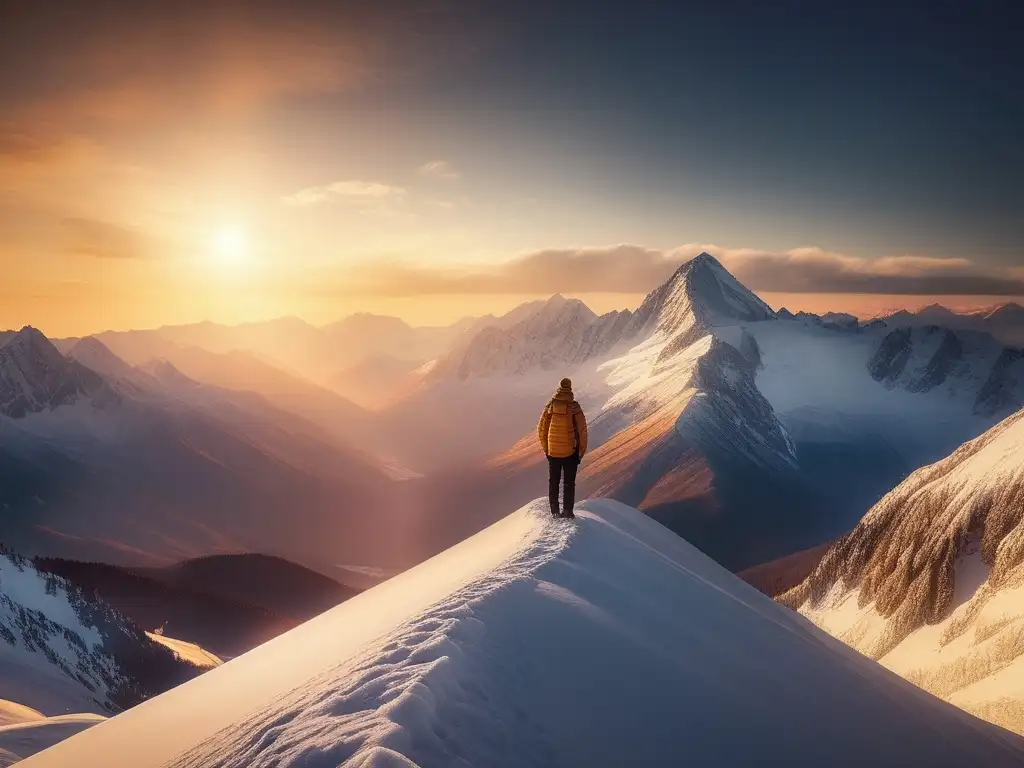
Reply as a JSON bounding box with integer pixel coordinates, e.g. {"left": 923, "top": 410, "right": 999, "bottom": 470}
{"left": 211, "top": 226, "right": 247, "bottom": 267}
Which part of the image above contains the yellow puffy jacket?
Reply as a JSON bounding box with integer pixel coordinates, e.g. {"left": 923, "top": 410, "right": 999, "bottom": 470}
{"left": 537, "top": 387, "right": 588, "bottom": 459}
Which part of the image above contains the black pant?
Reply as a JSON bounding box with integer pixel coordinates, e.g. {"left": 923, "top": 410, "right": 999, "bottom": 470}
{"left": 548, "top": 454, "right": 579, "bottom": 517}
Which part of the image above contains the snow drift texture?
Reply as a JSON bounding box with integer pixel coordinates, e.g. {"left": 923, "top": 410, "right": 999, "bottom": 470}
{"left": 26, "top": 500, "right": 1024, "bottom": 767}
{"left": 785, "top": 406, "right": 1024, "bottom": 735}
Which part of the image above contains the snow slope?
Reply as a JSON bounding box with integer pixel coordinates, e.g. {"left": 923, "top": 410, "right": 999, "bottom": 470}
{"left": 26, "top": 500, "right": 1024, "bottom": 767}
{"left": 0, "top": 549, "right": 200, "bottom": 717}
{"left": 783, "top": 407, "right": 1024, "bottom": 735}
{"left": 146, "top": 633, "right": 223, "bottom": 669}
{"left": 0, "top": 714, "right": 105, "bottom": 766}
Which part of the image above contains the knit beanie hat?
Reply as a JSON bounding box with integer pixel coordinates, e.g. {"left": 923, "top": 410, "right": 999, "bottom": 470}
{"left": 559, "top": 377, "right": 572, "bottom": 389}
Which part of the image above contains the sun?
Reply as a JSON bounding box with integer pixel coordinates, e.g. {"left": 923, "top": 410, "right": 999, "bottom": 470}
{"left": 211, "top": 226, "right": 247, "bottom": 267}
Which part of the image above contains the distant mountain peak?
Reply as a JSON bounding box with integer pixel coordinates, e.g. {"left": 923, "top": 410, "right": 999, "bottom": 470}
{"left": 986, "top": 302, "right": 1024, "bottom": 320}
{"left": 0, "top": 326, "right": 105, "bottom": 417}
{"left": 685, "top": 250, "right": 724, "bottom": 269}
{"left": 69, "top": 336, "right": 125, "bottom": 368}
{"left": 631, "top": 252, "right": 775, "bottom": 337}
{"left": 142, "top": 357, "right": 198, "bottom": 389}
{"left": 4, "top": 325, "right": 61, "bottom": 356}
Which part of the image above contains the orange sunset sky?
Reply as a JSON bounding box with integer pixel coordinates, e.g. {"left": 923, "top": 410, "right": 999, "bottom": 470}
{"left": 2, "top": 3, "right": 1022, "bottom": 338}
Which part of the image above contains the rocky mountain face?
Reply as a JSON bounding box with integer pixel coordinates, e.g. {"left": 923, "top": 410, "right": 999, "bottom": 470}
{"left": 0, "top": 546, "right": 200, "bottom": 716}
{"left": 781, "top": 407, "right": 1024, "bottom": 736}
{"left": 867, "top": 325, "right": 1007, "bottom": 405}
{"left": 0, "top": 328, "right": 110, "bottom": 418}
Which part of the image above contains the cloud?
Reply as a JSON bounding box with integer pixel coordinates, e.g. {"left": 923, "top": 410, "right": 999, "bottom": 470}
{"left": 418, "top": 160, "right": 459, "bottom": 180}
{"left": 342, "top": 245, "right": 675, "bottom": 295}
{"left": 708, "top": 247, "right": 1024, "bottom": 295}
{"left": 62, "top": 218, "right": 155, "bottom": 260}
{"left": 282, "top": 180, "right": 408, "bottom": 207}
{"left": 336, "top": 243, "right": 1024, "bottom": 297}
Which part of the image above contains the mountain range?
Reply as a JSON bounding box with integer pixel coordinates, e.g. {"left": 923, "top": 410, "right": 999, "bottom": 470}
{"left": 13, "top": 251, "right": 1024, "bottom": 759}
{"left": 11, "top": 254, "right": 1024, "bottom": 575}
{"left": 391, "top": 253, "right": 1024, "bottom": 569}
{"left": 881, "top": 302, "right": 1024, "bottom": 346}
{"left": 0, "top": 326, "right": 407, "bottom": 579}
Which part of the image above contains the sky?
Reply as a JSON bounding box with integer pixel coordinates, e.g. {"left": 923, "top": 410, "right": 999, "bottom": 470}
{"left": 1, "top": 1, "right": 1022, "bottom": 336}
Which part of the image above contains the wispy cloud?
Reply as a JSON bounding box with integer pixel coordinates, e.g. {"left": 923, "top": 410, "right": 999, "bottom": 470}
{"left": 708, "top": 247, "right": 1024, "bottom": 295}
{"left": 417, "top": 160, "right": 459, "bottom": 180}
{"left": 61, "top": 217, "right": 156, "bottom": 260}
{"left": 332, "top": 243, "right": 1024, "bottom": 297}
{"left": 282, "top": 180, "right": 408, "bottom": 207}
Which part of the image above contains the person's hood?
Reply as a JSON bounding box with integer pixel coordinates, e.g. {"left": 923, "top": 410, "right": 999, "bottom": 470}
{"left": 550, "top": 387, "right": 574, "bottom": 414}
{"left": 552, "top": 386, "right": 574, "bottom": 401}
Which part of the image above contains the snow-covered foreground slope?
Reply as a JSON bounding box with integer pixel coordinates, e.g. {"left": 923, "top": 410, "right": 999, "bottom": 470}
{"left": 28, "top": 500, "right": 1024, "bottom": 767}
{"left": 0, "top": 713, "right": 105, "bottom": 766}
{"left": 783, "top": 407, "right": 1024, "bottom": 735}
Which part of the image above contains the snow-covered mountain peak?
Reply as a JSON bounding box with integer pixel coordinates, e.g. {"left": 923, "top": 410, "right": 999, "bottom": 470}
{"left": 678, "top": 252, "right": 776, "bottom": 324}
{"left": 2, "top": 326, "right": 66, "bottom": 369}
{"left": 520, "top": 294, "right": 595, "bottom": 328}
{"left": 0, "top": 327, "right": 107, "bottom": 418}
{"left": 630, "top": 252, "right": 776, "bottom": 339}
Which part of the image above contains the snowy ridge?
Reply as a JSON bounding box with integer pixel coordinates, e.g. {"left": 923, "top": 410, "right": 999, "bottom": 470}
{"left": 578, "top": 257, "right": 797, "bottom": 531}
{"left": 431, "top": 252, "right": 774, "bottom": 382}
{"left": 879, "top": 302, "right": 1024, "bottom": 346}
{"left": 27, "top": 500, "right": 1024, "bottom": 767}
{"left": 435, "top": 295, "right": 633, "bottom": 380}
{"left": 783, "top": 407, "right": 1024, "bottom": 734}
{"left": 0, "top": 328, "right": 110, "bottom": 418}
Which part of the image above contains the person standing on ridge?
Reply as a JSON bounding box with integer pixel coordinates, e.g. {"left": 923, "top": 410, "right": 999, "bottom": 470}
{"left": 537, "top": 377, "right": 588, "bottom": 519}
